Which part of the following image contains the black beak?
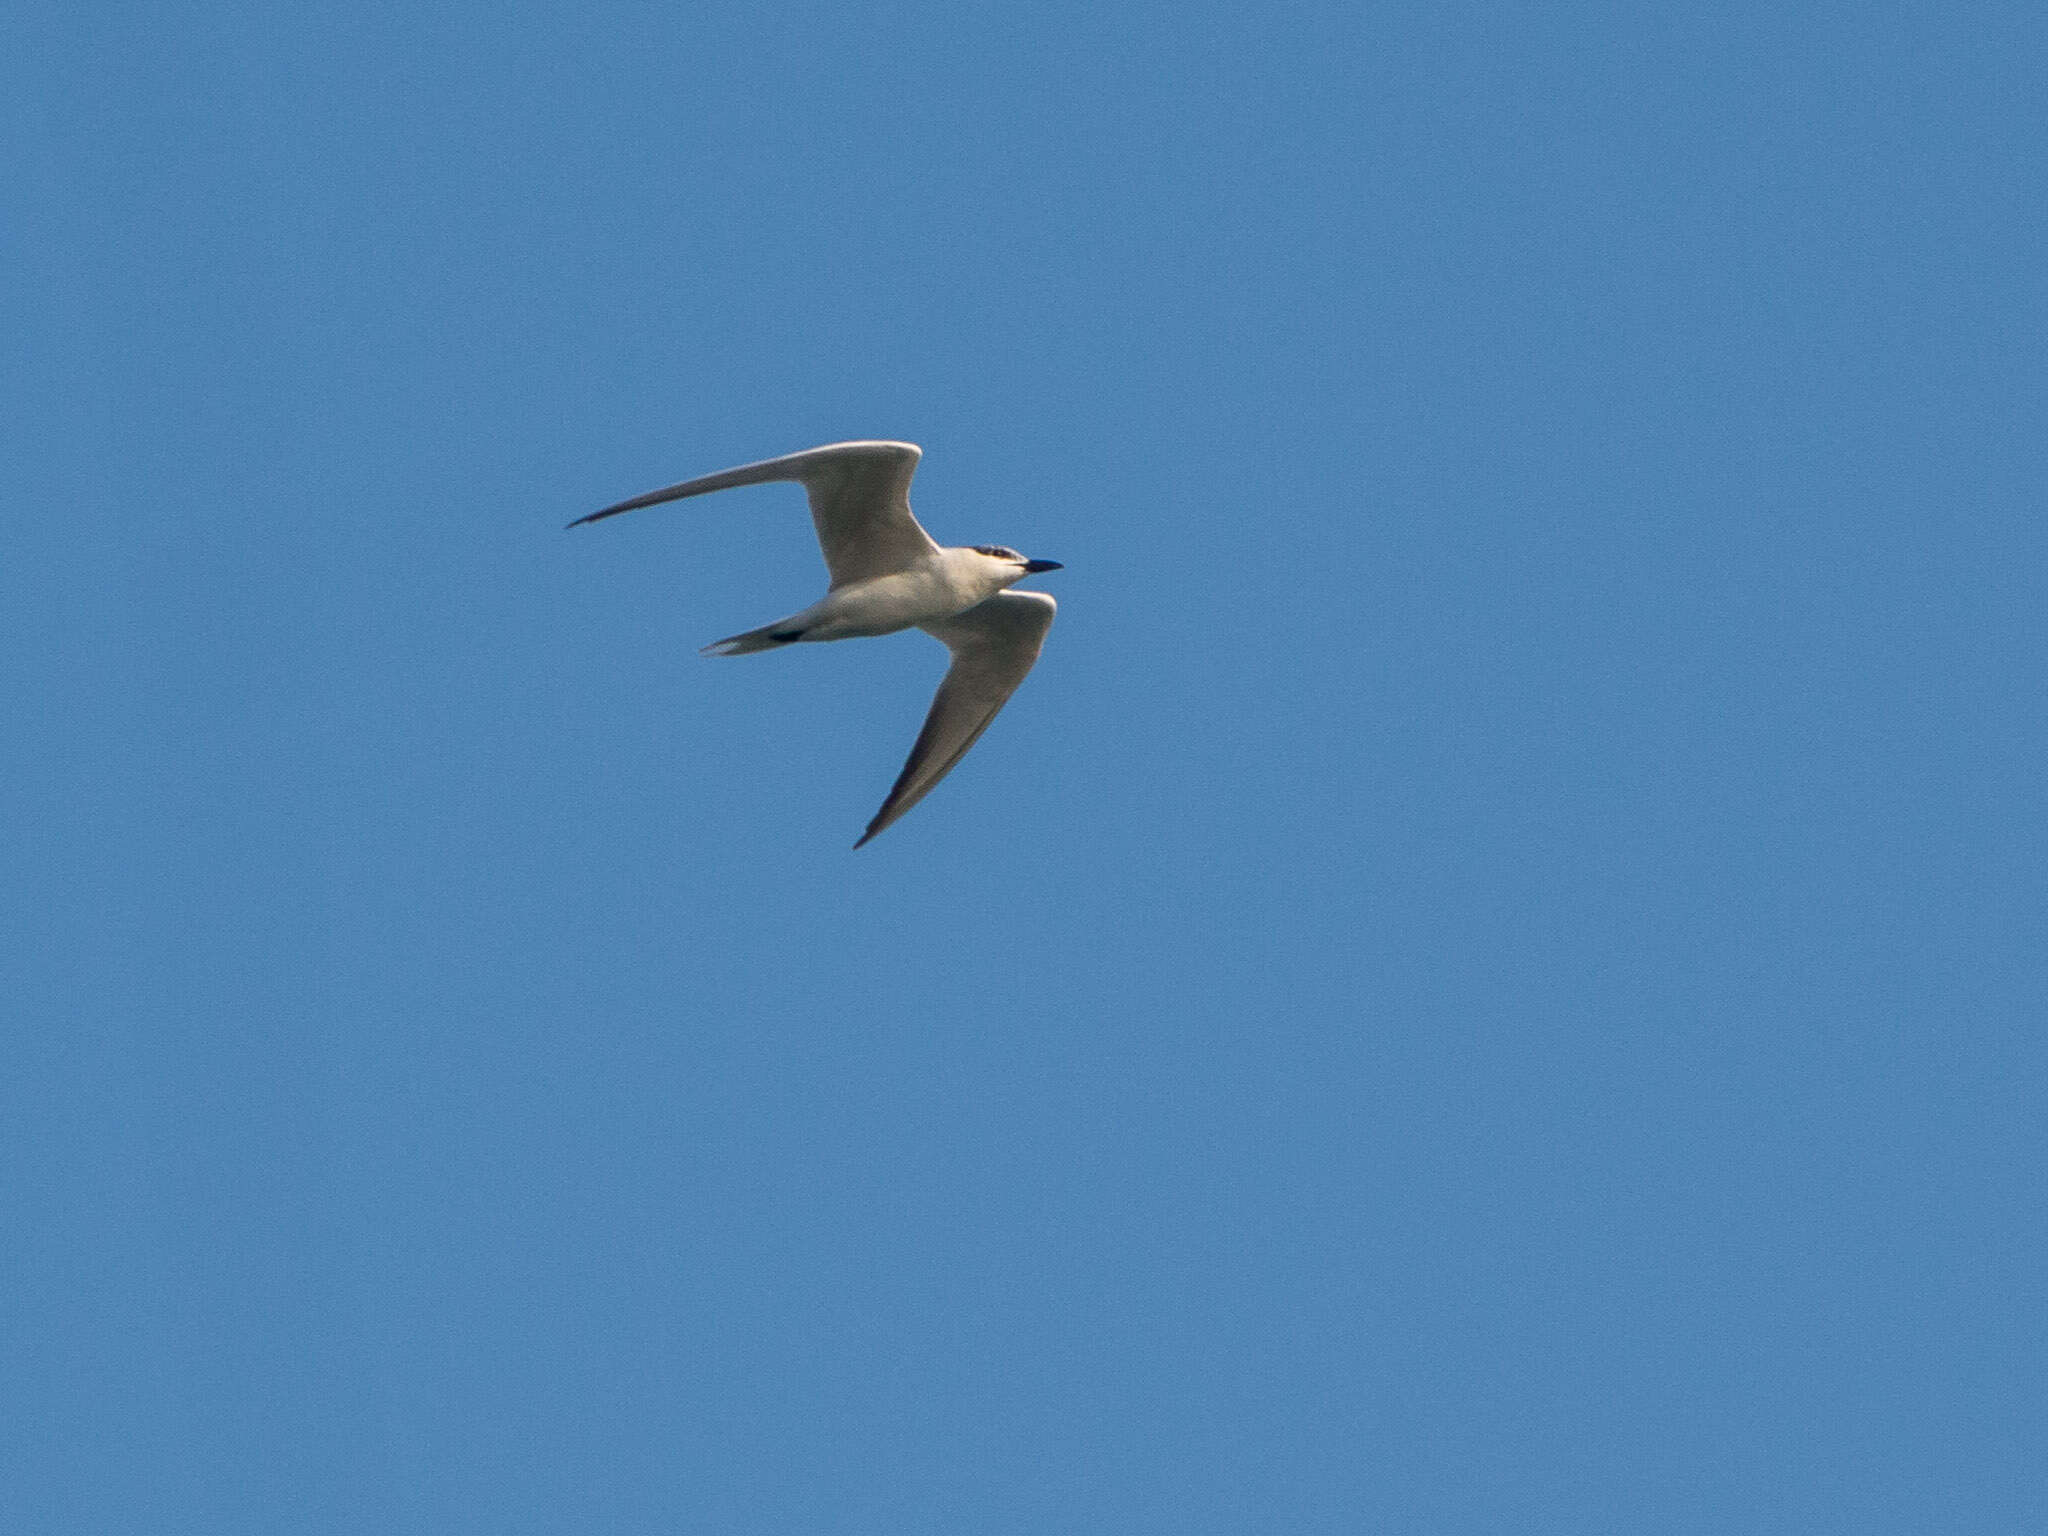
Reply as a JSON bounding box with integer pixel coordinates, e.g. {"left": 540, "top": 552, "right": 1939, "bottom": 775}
{"left": 1023, "top": 558, "right": 1064, "bottom": 573}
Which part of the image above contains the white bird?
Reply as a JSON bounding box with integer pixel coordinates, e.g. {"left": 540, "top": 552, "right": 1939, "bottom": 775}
{"left": 571, "top": 441, "right": 1062, "bottom": 847}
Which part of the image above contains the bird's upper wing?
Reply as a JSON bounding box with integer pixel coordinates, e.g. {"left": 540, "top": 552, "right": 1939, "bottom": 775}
{"left": 570, "top": 441, "right": 939, "bottom": 588}
{"left": 856, "top": 589, "right": 1057, "bottom": 848}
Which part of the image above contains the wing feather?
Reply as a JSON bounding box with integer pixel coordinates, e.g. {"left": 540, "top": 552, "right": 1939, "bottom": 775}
{"left": 571, "top": 441, "right": 938, "bottom": 587}
{"left": 855, "top": 590, "right": 1057, "bottom": 847}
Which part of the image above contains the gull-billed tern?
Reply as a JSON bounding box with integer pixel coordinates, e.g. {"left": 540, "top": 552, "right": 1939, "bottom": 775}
{"left": 570, "top": 440, "right": 1062, "bottom": 847}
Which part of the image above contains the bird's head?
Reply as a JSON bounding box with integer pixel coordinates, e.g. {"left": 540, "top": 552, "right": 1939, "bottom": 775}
{"left": 973, "top": 545, "right": 1064, "bottom": 584}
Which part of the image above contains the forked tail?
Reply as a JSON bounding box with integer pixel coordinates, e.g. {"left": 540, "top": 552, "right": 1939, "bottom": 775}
{"left": 700, "top": 622, "right": 809, "bottom": 657}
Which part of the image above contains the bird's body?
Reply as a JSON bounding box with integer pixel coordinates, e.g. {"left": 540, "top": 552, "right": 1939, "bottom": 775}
{"left": 708, "top": 543, "right": 1028, "bottom": 652}
{"left": 570, "top": 441, "right": 1062, "bottom": 846}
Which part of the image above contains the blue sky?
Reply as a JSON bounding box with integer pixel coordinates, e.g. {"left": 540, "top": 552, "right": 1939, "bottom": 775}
{"left": 6, "top": 1, "right": 2044, "bottom": 1530}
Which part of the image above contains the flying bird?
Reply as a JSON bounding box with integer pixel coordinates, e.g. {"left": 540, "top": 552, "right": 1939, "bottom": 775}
{"left": 570, "top": 441, "right": 1062, "bottom": 847}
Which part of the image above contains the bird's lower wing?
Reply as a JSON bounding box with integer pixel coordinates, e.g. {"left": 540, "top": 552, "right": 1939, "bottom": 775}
{"left": 571, "top": 441, "right": 937, "bottom": 587}
{"left": 855, "top": 590, "right": 1057, "bottom": 847}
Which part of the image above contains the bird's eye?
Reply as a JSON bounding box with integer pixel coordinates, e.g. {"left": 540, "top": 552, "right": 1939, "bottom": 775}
{"left": 974, "top": 544, "right": 1022, "bottom": 560}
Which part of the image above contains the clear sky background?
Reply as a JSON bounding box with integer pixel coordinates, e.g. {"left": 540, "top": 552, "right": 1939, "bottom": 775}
{"left": 6, "top": 2, "right": 2044, "bottom": 1531}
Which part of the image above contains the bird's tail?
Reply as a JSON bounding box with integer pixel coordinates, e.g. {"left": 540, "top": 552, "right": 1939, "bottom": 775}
{"left": 700, "top": 620, "right": 809, "bottom": 657}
